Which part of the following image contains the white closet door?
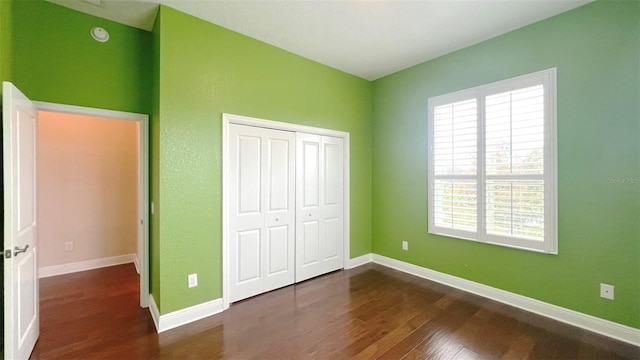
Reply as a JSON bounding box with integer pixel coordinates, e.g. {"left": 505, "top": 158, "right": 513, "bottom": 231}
{"left": 228, "top": 124, "right": 296, "bottom": 302}
{"left": 296, "top": 134, "right": 344, "bottom": 282}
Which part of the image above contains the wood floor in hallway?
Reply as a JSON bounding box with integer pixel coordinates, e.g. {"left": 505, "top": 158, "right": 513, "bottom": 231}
{"left": 30, "top": 262, "right": 638, "bottom": 359}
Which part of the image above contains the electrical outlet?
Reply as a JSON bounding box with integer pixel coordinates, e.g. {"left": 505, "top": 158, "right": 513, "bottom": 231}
{"left": 402, "top": 241, "right": 408, "bottom": 251}
{"left": 600, "top": 283, "right": 614, "bottom": 300}
{"left": 65, "top": 241, "right": 73, "bottom": 252}
{"left": 188, "top": 273, "right": 198, "bottom": 288}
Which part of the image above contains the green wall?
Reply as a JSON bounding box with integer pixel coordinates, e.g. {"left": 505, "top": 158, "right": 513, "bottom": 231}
{"left": 153, "top": 6, "right": 372, "bottom": 313}
{"left": 0, "top": 0, "right": 13, "bottom": 94}
{"left": 150, "top": 9, "right": 161, "bottom": 308}
{"left": 9, "top": 1, "right": 151, "bottom": 114}
{"left": 371, "top": 0, "right": 640, "bottom": 328}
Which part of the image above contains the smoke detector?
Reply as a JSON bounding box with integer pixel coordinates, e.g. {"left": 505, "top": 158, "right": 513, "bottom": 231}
{"left": 90, "top": 27, "right": 109, "bottom": 43}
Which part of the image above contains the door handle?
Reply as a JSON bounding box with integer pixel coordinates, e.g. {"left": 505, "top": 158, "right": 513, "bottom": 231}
{"left": 14, "top": 244, "right": 29, "bottom": 257}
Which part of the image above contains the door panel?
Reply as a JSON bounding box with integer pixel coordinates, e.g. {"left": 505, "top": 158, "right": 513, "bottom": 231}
{"left": 268, "top": 139, "right": 289, "bottom": 211}
{"left": 319, "top": 136, "right": 344, "bottom": 274}
{"left": 302, "top": 142, "right": 319, "bottom": 207}
{"left": 324, "top": 218, "right": 340, "bottom": 259}
{"left": 263, "top": 128, "right": 295, "bottom": 291}
{"left": 263, "top": 223, "right": 293, "bottom": 290}
{"left": 296, "top": 134, "right": 344, "bottom": 282}
{"left": 237, "top": 230, "right": 261, "bottom": 283}
{"left": 267, "top": 226, "right": 288, "bottom": 274}
{"left": 302, "top": 220, "right": 320, "bottom": 265}
{"left": 17, "top": 250, "right": 37, "bottom": 341}
{"left": 229, "top": 124, "right": 295, "bottom": 302}
{"left": 18, "top": 108, "right": 36, "bottom": 229}
{"left": 4, "top": 82, "right": 40, "bottom": 360}
{"left": 238, "top": 136, "right": 262, "bottom": 214}
{"left": 296, "top": 134, "right": 321, "bottom": 281}
{"left": 323, "top": 143, "right": 340, "bottom": 206}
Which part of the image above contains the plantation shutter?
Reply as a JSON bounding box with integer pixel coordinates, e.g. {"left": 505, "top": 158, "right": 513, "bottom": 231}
{"left": 428, "top": 68, "right": 557, "bottom": 253}
{"left": 432, "top": 98, "right": 478, "bottom": 232}
{"left": 484, "top": 85, "right": 546, "bottom": 241}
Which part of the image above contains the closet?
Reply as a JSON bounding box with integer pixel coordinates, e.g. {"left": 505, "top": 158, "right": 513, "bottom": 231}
{"left": 226, "top": 118, "right": 347, "bottom": 303}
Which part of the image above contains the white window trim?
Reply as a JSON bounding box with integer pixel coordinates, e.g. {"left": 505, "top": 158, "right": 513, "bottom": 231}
{"left": 427, "top": 68, "right": 557, "bottom": 254}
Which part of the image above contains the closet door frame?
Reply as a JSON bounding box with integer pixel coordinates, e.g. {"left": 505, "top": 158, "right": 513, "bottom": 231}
{"left": 222, "top": 113, "right": 350, "bottom": 310}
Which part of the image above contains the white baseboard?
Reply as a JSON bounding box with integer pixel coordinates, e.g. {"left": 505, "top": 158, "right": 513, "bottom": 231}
{"left": 39, "top": 253, "right": 137, "bottom": 278}
{"left": 348, "top": 253, "right": 372, "bottom": 269}
{"left": 133, "top": 254, "right": 140, "bottom": 274}
{"left": 148, "top": 295, "right": 224, "bottom": 333}
{"left": 362, "top": 254, "right": 639, "bottom": 347}
{"left": 149, "top": 295, "right": 161, "bottom": 331}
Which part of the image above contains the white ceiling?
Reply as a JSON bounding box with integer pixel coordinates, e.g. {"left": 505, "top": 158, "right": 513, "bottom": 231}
{"left": 47, "top": 0, "right": 593, "bottom": 80}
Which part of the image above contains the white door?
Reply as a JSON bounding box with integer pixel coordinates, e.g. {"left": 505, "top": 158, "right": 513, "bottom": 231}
{"left": 296, "top": 134, "right": 344, "bottom": 282}
{"left": 228, "top": 124, "right": 296, "bottom": 302}
{"left": 3, "top": 82, "right": 40, "bottom": 360}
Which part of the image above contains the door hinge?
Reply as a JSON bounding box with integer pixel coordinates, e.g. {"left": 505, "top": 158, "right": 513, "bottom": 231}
{"left": 5, "top": 249, "right": 11, "bottom": 259}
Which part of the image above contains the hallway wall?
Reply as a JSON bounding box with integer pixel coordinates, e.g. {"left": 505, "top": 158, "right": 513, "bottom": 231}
{"left": 38, "top": 111, "right": 139, "bottom": 268}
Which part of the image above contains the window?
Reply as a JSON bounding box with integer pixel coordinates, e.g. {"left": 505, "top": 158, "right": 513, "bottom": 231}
{"left": 427, "top": 68, "right": 557, "bottom": 253}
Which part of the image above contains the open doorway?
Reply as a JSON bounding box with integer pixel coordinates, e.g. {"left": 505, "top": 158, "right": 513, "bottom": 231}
{"left": 3, "top": 84, "right": 149, "bottom": 358}
{"left": 38, "top": 111, "right": 139, "bottom": 275}
{"left": 34, "top": 102, "right": 149, "bottom": 308}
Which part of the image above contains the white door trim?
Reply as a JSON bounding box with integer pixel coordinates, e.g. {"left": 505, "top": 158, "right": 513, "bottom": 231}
{"left": 222, "top": 113, "right": 350, "bottom": 310}
{"left": 34, "top": 101, "right": 150, "bottom": 308}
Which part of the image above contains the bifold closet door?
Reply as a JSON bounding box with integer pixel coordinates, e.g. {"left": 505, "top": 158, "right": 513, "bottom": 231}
{"left": 296, "top": 134, "right": 344, "bottom": 282}
{"left": 228, "top": 124, "right": 296, "bottom": 303}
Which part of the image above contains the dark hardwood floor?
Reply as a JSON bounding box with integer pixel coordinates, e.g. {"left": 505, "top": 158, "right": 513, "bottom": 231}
{"left": 31, "top": 263, "right": 639, "bottom": 359}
